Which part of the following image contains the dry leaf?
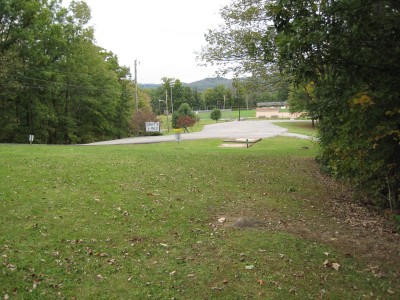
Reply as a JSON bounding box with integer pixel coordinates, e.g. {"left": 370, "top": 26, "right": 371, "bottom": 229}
{"left": 6, "top": 263, "right": 16, "bottom": 271}
{"left": 218, "top": 217, "right": 226, "bottom": 223}
{"left": 332, "top": 262, "right": 341, "bottom": 271}
{"left": 387, "top": 288, "right": 395, "bottom": 294}
{"left": 323, "top": 260, "right": 332, "bottom": 268}
{"left": 324, "top": 260, "right": 340, "bottom": 271}
{"left": 257, "top": 279, "right": 265, "bottom": 285}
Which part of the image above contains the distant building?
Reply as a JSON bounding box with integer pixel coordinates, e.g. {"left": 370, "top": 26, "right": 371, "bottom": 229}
{"left": 256, "top": 101, "right": 288, "bottom": 108}
{"left": 256, "top": 101, "right": 301, "bottom": 119}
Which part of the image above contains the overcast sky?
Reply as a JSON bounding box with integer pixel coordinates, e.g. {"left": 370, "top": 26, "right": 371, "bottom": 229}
{"left": 62, "top": 0, "right": 231, "bottom": 84}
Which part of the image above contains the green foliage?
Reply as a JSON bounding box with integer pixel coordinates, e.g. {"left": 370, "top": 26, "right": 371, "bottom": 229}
{"left": 171, "top": 103, "right": 197, "bottom": 130}
{"left": 150, "top": 78, "right": 203, "bottom": 114}
{"left": 270, "top": 0, "right": 400, "bottom": 209}
{"left": 210, "top": 108, "right": 222, "bottom": 122}
{"left": 0, "top": 0, "right": 148, "bottom": 144}
{"left": 200, "top": 0, "right": 400, "bottom": 209}
{"left": 130, "top": 107, "right": 160, "bottom": 136}
{"left": 202, "top": 84, "right": 232, "bottom": 109}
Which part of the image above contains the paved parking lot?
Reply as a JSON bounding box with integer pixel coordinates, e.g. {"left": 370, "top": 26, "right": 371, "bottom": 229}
{"left": 86, "top": 120, "right": 309, "bottom": 145}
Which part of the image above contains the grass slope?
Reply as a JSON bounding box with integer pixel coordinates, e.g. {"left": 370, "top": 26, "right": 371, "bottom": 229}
{"left": 272, "top": 121, "right": 317, "bottom": 136}
{"left": 0, "top": 138, "right": 398, "bottom": 299}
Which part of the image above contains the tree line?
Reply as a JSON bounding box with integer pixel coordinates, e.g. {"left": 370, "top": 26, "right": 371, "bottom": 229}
{"left": 0, "top": 0, "right": 155, "bottom": 144}
{"left": 199, "top": 0, "right": 400, "bottom": 209}
{"left": 146, "top": 77, "right": 288, "bottom": 114}
{"left": 0, "top": 0, "right": 284, "bottom": 144}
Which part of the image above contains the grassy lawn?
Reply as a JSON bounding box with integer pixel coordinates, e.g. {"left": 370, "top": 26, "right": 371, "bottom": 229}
{"left": 273, "top": 121, "right": 318, "bottom": 136}
{"left": 159, "top": 110, "right": 256, "bottom": 134}
{"left": 196, "top": 109, "right": 256, "bottom": 120}
{"left": 1, "top": 138, "right": 398, "bottom": 299}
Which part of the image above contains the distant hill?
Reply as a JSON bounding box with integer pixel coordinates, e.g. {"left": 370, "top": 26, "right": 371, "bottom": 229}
{"left": 187, "top": 77, "right": 233, "bottom": 91}
{"left": 140, "top": 77, "right": 233, "bottom": 91}
{"left": 140, "top": 83, "right": 161, "bottom": 89}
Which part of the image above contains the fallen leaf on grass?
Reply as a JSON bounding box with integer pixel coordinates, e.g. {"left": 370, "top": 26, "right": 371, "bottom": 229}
{"left": 218, "top": 217, "right": 226, "bottom": 224}
{"left": 257, "top": 279, "right": 265, "bottom": 285}
{"left": 6, "top": 263, "right": 16, "bottom": 271}
{"left": 324, "top": 260, "right": 341, "bottom": 271}
{"left": 332, "top": 262, "right": 341, "bottom": 271}
{"left": 387, "top": 288, "right": 395, "bottom": 294}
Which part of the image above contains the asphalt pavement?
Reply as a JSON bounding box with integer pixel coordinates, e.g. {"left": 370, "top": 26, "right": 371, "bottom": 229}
{"left": 86, "top": 120, "right": 311, "bottom": 145}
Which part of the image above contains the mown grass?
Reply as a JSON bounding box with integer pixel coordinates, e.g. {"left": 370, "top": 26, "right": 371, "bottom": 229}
{"left": 273, "top": 121, "right": 317, "bottom": 136}
{"left": 0, "top": 138, "right": 397, "bottom": 299}
{"left": 196, "top": 109, "right": 256, "bottom": 120}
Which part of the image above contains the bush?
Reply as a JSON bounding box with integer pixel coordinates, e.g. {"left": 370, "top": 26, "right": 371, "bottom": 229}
{"left": 130, "top": 107, "right": 161, "bottom": 136}
{"left": 210, "top": 108, "right": 222, "bottom": 122}
{"left": 172, "top": 103, "right": 197, "bottom": 131}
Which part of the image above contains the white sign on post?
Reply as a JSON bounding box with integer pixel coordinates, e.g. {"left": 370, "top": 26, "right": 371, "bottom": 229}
{"left": 145, "top": 122, "right": 160, "bottom": 133}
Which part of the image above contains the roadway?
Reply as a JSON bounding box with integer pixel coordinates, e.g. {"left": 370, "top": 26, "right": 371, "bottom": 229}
{"left": 86, "top": 120, "right": 311, "bottom": 145}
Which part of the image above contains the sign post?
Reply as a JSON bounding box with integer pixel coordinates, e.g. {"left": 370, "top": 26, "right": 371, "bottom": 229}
{"left": 29, "top": 135, "right": 34, "bottom": 146}
{"left": 174, "top": 128, "right": 182, "bottom": 144}
{"left": 145, "top": 122, "right": 160, "bottom": 133}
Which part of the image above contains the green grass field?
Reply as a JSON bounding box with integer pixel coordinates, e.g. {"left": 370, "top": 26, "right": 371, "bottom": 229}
{"left": 0, "top": 137, "right": 398, "bottom": 299}
{"left": 272, "top": 121, "right": 317, "bottom": 136}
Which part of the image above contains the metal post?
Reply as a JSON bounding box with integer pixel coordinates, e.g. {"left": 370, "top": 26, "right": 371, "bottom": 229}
{"left": 170, "top": 81, "right": 174, "bottom": 114}
{"left": 134, "top": 59, "right": 138, "bottom": 113}
{"left": 165, "top": 91, "right": 169, "bottom": 132}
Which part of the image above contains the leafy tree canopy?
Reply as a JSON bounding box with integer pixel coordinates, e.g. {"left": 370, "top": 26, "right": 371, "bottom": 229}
{"left": 200, "top": 0, "right": 400, "bottom": 209}
{"left": 0, "top": 0, "right": 152, "bottom": 144}
{"left": 210, "top": 108, "right": 222, "bottom": 122}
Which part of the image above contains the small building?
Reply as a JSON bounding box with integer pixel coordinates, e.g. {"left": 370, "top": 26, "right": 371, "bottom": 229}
{"left": 256, "top": 101, "right": 301, "bottom": 119}
{"left": 256, "top": 101, "right": 288, "bottom": 108}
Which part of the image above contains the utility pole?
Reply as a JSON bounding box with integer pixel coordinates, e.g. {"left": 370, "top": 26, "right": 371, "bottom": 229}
{"left": 134, "top": 59, "right": 138, "bottom": 113}
{"left": 170, "top": 80, "right": 175, "bottom": 114}
{"left": 165, "top": 91, "right": 169, "bottom": 131}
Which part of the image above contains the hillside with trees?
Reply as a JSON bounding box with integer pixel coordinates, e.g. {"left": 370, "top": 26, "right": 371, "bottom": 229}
{"left": 199, "top": 0, "right": 400, "bottom": 209}
{"left": 140, "top": 77, "right": 233, "bottom": 92}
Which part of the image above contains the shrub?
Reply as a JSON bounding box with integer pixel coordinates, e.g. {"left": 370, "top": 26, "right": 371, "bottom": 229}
{"left": 130, "top": 107, "right": 161, "bottom": 136}
{"left": 210, "top": 108, "right": 222, "bottom": 122}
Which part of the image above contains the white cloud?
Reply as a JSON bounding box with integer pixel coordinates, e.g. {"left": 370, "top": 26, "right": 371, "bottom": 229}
{"left": 63, "top": 0, "right": 231, "bottom": 83}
